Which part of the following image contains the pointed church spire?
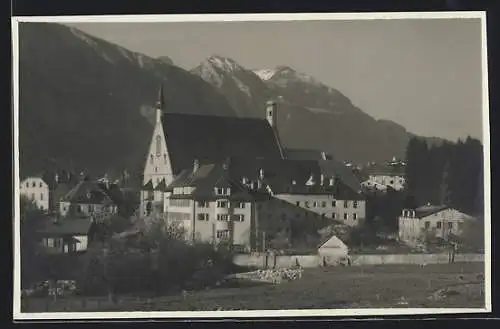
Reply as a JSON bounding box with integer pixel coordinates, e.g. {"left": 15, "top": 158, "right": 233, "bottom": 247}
{"left": 156, "top": 83, "right": 165, "bottom": 123}
{"left": 156, "top": 83, "right": 165, "bottom": 110}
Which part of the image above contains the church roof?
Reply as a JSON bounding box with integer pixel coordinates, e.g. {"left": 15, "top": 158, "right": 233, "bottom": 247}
{"left": 161, "top": 113, "right": 283, "bottom": 174}
{"left": 142, "top": 180, "right": 154, "bottom": 191}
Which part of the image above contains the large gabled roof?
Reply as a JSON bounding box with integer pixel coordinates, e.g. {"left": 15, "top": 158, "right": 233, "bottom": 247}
{"left": 167, "top": 162, "right": 261, "bottom": 202}
{"left": 161, "top": 113, "right": 283, "bottom": 174}
{"left": 61, "top": 180, "right": 115, "bottom": 205}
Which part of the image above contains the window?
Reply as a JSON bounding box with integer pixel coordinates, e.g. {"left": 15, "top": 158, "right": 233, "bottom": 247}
{"left": 197, "top": 201, "right": 209, "bottom": 208}
{"left": 332, "top": 201, "right": 336, "bottom": 207}
{"left": 425, "top": 221, "right": 430, "bottom": 229}
{"left": 150, "top": 154, "right": 154, "bottom": 164}
{"left": 352, "top": 213, "right": 357, "bottom": 220}
{"left": 332, "top": 213, "right": 336, "bottom": 219}
{"left": 217, "top": 214, "right": 229, "bottom": 221}
{"left": 155, "top": 167, "right": 158, "bottom": 173}
{"left": 40, "top": 193, "right": 44, "bottom": 200}
{"left": 88, "top": 205, "right": 92, "bottom": 212}
{"left": 235, "top": 202, "right": 245, "bottom": 209}
{"left": 155, "top": 135, "right": 161, "bottom": 156}
{"left": 304, "top": 201, "right": 310, "bottom": 208}
{"left": 216, "top": 229, "right": 229, "bottom": 239}
{"left": 54, "top": 238, "right": 62, "bottom": 249}
{"left": 197, "top": 213, "right": 209, "bottom": 221}
{"left": 312, "top": 201, "right": 317, "bottom": 207}
{"left": 32, "top": 182, "right": 36, "bottom": 188}
{"left": 47, "top": 238, "right": 54, "bottom": 248}
{"left": 437, "top": 222, "right": 442, "bottom": 229}
{"left": 216, "top": 200, "right": 228, "bottom": 208}
{"left": 344, "top": 213, "right": 348, "bottom": 220}
{"left": 234, "top": 214, "right": 245, "bottom": 222}
{"left": 296, "top": 201, "right": 300, "bottom": 207}
{"left": 25, "top": 182, "right": 29, "bottom": 188}
{"left": 353, "top": 201, "right": 358, "bottom": 209}
{"left": 39, "top": 182, "right": 43, "bottom": 188}
{"left": 390, "top": 180, "right": 394, "bottom": 185}
{"left": 344, "top": 201, "right": 349, "bottom": 208}
{"left": 448, "top": 222, "right": 453, "bottom": 229}
{"left": 321, "top": 201, "right": 326, "bottom": 208}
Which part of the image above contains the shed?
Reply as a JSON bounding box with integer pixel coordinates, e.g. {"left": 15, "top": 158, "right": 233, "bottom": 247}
{"left": 317, "top": 235, "right": 348, "bottom": 264}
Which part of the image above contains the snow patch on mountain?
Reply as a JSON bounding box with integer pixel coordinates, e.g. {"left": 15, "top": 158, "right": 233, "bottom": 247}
{"left": 207, "top": 55, "right": 243, "bottom": 73}
{"left": 253, "top": 69, "right": 277, "bottom": 81}
{"left": 196, "top": 61, "right": 224, "bottom": 87}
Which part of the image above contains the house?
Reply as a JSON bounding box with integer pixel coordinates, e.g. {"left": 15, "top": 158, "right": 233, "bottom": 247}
{"left": 20, "top": 176, "right": 50, "bottom": 211}
{"left": 361, "top": 164, "right": 406, "bottom": 192}
{"left": 318, "top": 235, "right": 349, "bottom": 264}
{"left": 164, "top": 160, "right": 269, "bottom": 252}
{"left": 37, "top": 217, "right": 95, "bottom": 254}
{"left": 59, "top": 179, "right": 118, "bottom": 220}
{"left": 398, "top": 204, "right": 476, "bottom": 247}
{"left": 140, "top": 86, "right": 284, "bottom": 217}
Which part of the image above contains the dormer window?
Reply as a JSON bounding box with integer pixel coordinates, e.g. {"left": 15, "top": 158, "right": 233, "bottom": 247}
{"left": 215, "top": 187, "right": 230, "bottom": 196}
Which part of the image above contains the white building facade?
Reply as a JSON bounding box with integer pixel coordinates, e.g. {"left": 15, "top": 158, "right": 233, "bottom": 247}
{"left": 20, "top": 176, "right": 50, "bottom": 211}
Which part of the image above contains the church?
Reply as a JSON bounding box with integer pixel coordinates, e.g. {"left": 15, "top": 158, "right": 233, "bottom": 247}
{"left": 139, "top": 84, "right": 365, "bottom": 230}
{"left": 140, "top": 85, "right": 286, "bottom": 217}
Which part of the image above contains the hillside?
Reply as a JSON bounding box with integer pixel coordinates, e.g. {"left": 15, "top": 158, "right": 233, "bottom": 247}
{"left": 18, "top": 23, "right": 444, "bottom": 179}
{"left": 192, "top": 58, "right": 434, "bottom": 163}
{"left": 18, "top": 23, "right": 236, "bottom": 177}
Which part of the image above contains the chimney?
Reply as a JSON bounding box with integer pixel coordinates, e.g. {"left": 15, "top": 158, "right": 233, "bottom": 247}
{"left": 329, "top": 177, "right": 335, "bottom": 186}
{"left": 222, "top": 157, "right": 230, "bottom": 171}
{"left": 259, "top": 168, "right": 265, "bottom": 180}
{"left": 193, "top": 159, "right": 200, "bottom": 173}
{"left": 292, "top": 180, "right": 297, "bottom": 186}
{"left": 266, "top": 100, "right": 278, "bottom": 128}
{"left": 54, "top": 173, "right": 59, "bottom": 184}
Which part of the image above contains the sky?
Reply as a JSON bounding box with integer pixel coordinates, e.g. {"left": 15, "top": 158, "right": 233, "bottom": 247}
{"left": 66, "top": 18, "right": 484, "bottom": 142}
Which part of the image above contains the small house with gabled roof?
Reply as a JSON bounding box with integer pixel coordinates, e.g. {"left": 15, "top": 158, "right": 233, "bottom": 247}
{"left": 59, "top": 180, "right": 118, "bottom": 220}
{"left": 398, "top": 204, "right": 476, "bottom": 247}
{"left": 37, "top": 217, "right": 95, "bottom": 254}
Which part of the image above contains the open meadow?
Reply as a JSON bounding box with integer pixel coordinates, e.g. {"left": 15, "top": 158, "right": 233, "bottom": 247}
{"left": 21, "top": 262, "right": 485, "bottom": 312}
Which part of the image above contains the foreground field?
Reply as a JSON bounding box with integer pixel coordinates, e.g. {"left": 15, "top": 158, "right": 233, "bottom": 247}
{"left": 21, "top": 262, "right": 485, "bottom": 312}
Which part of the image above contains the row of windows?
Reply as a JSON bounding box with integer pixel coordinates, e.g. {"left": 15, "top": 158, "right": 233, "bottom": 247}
{"left": 215, "top": 214, "right": 245, "bottom": 222}
{"left": 296, "top": 200, "right": 358, "bottom": 209}
{"left": 215, "top": 200, "right": 246, "bottom": 209}
{"left": 424, "top": 221, "right": 462, "bottom": 230}
{"left": 283, "top": 212, "right": 358, "bottom": 220}
{"left": 216, "top": 229, "right": 230, "bottom": 239}
{"left": 24, "top": 181, "right": 44, "bottom": 188}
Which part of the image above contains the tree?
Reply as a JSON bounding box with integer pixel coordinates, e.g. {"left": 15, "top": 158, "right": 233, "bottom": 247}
{"left": 439, "top": 160, "right": 452, "bottom": 206}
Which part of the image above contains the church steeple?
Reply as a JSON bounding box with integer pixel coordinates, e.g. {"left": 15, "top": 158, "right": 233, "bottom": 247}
{"left": 156, "top": 83, "right": 165, "bottom": 123}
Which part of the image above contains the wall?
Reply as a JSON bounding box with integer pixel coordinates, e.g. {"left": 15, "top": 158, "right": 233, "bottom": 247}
{"left": 274, "top": 193, "right": 365, "bottom": 227}
{"left": 20, "top": 177, "right": 50, "bottom": 211}
{"left": 233, "top": 252, "right": 484, "bottom": 269}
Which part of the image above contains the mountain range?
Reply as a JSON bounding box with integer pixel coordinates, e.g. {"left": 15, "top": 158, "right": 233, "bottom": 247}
{"left": 17, "top": 22, "right": 443, "bottom": 179}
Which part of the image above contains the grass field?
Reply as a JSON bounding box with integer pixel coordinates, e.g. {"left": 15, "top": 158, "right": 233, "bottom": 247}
{"left": 21, "top": 262, "right": 485, "bottom": 312}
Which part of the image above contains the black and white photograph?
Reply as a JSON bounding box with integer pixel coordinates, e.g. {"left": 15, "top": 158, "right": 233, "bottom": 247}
{"left": 12, "top": 12, "right": 490, "bottom": 319}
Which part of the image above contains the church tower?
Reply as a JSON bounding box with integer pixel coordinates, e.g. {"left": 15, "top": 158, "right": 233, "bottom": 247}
{"left": 140, "top": 84, "right": 174, "bottom": 217}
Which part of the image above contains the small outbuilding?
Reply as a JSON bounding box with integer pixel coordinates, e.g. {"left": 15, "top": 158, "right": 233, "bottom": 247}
{"left": 317, "top": 235, "right": 349, "bottom": 265}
